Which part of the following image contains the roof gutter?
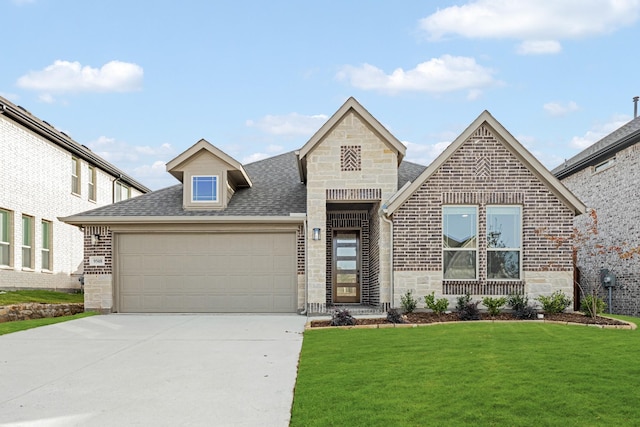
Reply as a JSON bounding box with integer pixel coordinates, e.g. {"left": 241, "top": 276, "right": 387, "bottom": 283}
{"left": 59, "top": 214, "right": 307, "bottom": 227}
{"left": 0, "top": 98, "right": 151, "bottom": 194}
{"left": 554, "top": 128, "right": 640, "bottom": 180}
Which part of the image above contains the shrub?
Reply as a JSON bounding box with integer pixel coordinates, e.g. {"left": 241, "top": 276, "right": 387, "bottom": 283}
{"left": 386, "top": 308, "right": 405, "bottom": 324}
{"left": 482, "top": 296, "right": 507, "bottom": 316}
{"left": 330, "top": 309, "right": 356, "bottom": 326}
{"left": 507, "top": 293, "right": 528, "bottom": 312}
{"left": 536, "top": 291, "right": 572, "bottom": 314}
{"left": 507, "top": 293, "right": 538, "bottom": 320}
{"left": 456, "top": 293, "right": 480, "bottom": 321}
{"left": 581, "top": 294, "right": 606, "bottom": 318}
{"left": 400, "top": 290, "right": 419, "bottom": 313}
{"left": 424, "top": 292, "right": 449, "bottom": 314}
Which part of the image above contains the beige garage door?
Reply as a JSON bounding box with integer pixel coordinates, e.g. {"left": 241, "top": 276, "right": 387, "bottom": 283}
{"left": 117, "top": 233, "right": 297, "bottom": 313}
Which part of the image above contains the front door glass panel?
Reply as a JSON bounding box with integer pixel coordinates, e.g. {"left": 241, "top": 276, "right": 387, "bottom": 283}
{"left": 333, "top": 231, "right": 360, "bottom": 303}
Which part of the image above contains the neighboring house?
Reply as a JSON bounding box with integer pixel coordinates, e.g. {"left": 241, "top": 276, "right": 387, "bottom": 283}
{"left": 61, "top": 97, "right": 584, "bottom": 314}
{"left": 553, "top": 113, "right": 640, "bottom": 316}
{"left": 0, "top": 96, "right": 150, "bottom": 291}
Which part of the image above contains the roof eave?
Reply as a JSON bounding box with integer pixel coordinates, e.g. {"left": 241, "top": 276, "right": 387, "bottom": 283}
{"left": 0, "top": 97, "right": 151, "bottom": 194}
{"left": 59, "top": 214, "right": 307, "bottom": 226}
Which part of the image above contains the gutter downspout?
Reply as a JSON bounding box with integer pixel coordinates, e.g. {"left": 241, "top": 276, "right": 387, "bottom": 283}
{"left": 381, "top": 209, "right": 394, "bottom": 310}
{"left": 300, "top": 218, "right": 309, "bottom": 316}
{"left": 113, "top": 174, "right": 122, "bottom": 203}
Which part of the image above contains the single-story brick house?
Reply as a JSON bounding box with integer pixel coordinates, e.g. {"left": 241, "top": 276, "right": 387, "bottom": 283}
{"left": 61, "top": 98, "right": 585, "bottom": 314}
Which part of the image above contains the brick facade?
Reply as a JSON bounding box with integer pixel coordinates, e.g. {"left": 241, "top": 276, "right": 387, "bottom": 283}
{"left": 560, "top": 143, "right": 640, "bottom": 316}
{"left": 0, "top": 114, "right": 144, "bottom": 291}
{"left": 392, "top": 125, "right": 575, "bottom": 306}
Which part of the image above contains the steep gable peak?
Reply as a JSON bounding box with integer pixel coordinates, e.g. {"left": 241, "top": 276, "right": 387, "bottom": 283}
{"left": 385, "top": 110, "right": 585, "bottom": 216}
{"left": 296, "top": 97, "right": 406, "bottom": 182}
{"left": 166, "top": 138, "right": 252, "bottom": 187}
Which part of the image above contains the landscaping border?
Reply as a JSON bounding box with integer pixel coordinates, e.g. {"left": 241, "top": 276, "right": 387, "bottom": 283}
{"left": 0, "top": 303, "right": 84, "bottom": 323}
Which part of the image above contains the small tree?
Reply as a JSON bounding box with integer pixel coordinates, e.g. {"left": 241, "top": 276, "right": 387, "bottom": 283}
{"left": 536, "top": 209, "right": 640, "bottom": 318}
{"left": 400, "top": 290, "right": 419, "bottom": 313}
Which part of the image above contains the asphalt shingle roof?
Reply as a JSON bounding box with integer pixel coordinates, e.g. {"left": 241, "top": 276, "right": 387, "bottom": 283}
{"left": 552, "top": 115, "right": 640, "bottom": 178}
{"left": 73, "top": 151, "right": 427, "bottom": 218}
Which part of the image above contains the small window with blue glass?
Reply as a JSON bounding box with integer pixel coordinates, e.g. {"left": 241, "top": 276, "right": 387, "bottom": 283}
{"left": 192, "top": 176, "right": 218, "bottom": 202}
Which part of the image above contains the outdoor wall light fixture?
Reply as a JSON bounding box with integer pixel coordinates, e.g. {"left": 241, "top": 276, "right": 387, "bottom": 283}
{"left": 312, "top": 228, "right": 321, "bottom": 241}
{"left": 91, "top": 234, "right": 100, "bottom": 245}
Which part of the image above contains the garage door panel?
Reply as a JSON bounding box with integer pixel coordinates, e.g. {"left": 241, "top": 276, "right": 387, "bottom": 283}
{"left": 118, "top": 232, "right": 296, "bottom": 313}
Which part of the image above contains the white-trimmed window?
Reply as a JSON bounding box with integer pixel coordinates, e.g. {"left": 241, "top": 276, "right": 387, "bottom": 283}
{"left": 115, "top": 181, "right": 130, "bottom": 202}
{"left": 22, "top": 215, "right": 34, "bottom": 269}
{"left": 41, "top": 220, "right": 52, "bottom": 271}
{"left": 0, "top": 209, "right": 11, "bottom": 267}
{"left": 192, "top": 175, "right": 218, "bottom": 202}
{"left": 88, "top": 166, "right": 96, "bottom": 201}
{"left": 443, "top": 206, "right": 478, "bottom": 280}
{"left": 71, "top": 157, "right": 81, "bottom": 195}
{"left": 487, "top": 206, "right": 522, "bottom": 280}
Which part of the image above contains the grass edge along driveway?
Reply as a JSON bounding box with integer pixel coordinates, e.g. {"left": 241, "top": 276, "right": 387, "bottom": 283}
{"left": 291, "top": 317, "right": 640, "bottom": 427}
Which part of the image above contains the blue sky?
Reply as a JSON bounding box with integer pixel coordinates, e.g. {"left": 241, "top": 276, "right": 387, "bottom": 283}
{"left": 2, "top": 0, "right": 639, "bottom": 190}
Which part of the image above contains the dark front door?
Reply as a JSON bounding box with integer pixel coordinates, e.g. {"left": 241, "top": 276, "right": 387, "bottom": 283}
{"left": 333, "top": 230, "right": 360, "bottom": 303}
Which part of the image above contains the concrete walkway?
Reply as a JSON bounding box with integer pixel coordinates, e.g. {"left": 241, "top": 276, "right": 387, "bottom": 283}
{"left": 0, "top": 314, "right": 307, "bottom": 427}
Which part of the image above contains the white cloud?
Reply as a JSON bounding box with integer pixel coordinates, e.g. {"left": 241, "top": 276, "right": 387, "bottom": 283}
{"left": 420, "top": 0, "right": 640, "bottom": 54}
{"left": 544, "top": 101, "right": 579, "bottom": 117}
{"left": 336, "top": 55, "right": 497, "bottom": 96}
{"left": 403, "top": 140, "right": 451, "bottom": 166}
{"left": 569, "top": 114, "right": 631, "bottom": 149}
{"left": 516, "top": 40, "right": 562, "bottom": 55}
{"left": 246, "top": 113, "right": 328, "bottom": 136}
{"left": 241, "top": 144, "right": 287, "bottom": 164}
{"left": 86, "top": 136, "right": 176, "bottom": 190}
{"left": 16, "top": 60, "right": 143, "bottom": 95}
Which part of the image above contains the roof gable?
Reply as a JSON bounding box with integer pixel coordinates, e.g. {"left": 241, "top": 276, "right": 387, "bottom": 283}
{"left": 385, "top": 110, "right": 586, "bottom": 216}
{"left": 295, "top": 97, "right": 406, "bottom": 182}
{"left": 166, "top": 138, "right": 252, "bottom": 187}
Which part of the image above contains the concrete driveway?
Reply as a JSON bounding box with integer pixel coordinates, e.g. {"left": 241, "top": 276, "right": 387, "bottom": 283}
{"left": 0, "top": 314, "right": 307, "bottom": 427}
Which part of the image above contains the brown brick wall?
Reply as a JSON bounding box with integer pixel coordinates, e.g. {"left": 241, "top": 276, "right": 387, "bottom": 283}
{"left": 393, "top": 125, "right": 574, "bottom": 280}
{"left": 83, "top": 226, "right": 113, "bottom": 275}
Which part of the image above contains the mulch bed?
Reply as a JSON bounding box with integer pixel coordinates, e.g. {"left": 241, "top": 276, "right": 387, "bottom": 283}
{"left": 309, "top": 312, "right": 630, "bottom": 328}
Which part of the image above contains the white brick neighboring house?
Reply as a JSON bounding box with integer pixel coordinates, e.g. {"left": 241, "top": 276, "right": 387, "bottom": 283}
{"left": 0, "top": 96, "right": 150, "bottom": 291}
{"left": 553, "top": 112, "right": 640, "bottom": 316}
{"left": 63, "top": 98, "right": 585, "bottom": 314}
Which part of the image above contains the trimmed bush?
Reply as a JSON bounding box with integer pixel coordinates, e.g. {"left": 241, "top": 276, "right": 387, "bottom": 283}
{"left": 400, "top": 290, "right": 419, "bottom": 313}
{"left": 330, "top": 309, "right": 356, "bottom": 326}
{"left": 536, "top": 291, "right": 572, "bottom": 314}
{"left": 482, "top": 296, "right": 507, "bottom": 316}
{"left": 424, "top": 292, "right": 449, "bottom": 314}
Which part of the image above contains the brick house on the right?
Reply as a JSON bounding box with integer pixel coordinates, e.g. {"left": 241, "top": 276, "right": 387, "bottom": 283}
{"left": 553, "top": 109, "right": 640, "bottom": 316}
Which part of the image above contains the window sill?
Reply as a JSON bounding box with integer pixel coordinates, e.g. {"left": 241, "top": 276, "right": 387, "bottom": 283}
{"left": 0, "top": 265, "right": 13, "bottom": 270}
{"left": 21, "top": 267, "right": 35, "bottom": 272}
{"left": 71, "top": 192, "right": 81, "bottom": 198}
{"left": 41, "top": 269, "right": 53, "bottom": 274}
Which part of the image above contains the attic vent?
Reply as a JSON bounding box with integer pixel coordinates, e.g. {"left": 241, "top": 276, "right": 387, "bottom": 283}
{"left": 341, "top": 145, "right": 361, "bottom": 171}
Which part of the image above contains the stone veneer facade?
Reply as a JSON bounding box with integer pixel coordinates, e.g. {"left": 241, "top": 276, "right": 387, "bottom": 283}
{"left": 392, "top": 125, "right": 576, "bottom": 308}
{"left": 305, "top": 111, "right": 397, "bottom": 313}
{"left": 560, "top": 143, "right": 640, "bottom": 316}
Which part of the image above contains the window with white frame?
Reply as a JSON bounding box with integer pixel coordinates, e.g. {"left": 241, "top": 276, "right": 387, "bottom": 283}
{"left": 41, "top": 220, "right": 52, "bottom": 271}
{"left": 22, "top": 215, "right": 33, "bottom": 269}
{"left": 0, "top": 209, "right": 10, "bottom": 267}
{"left": 88, "top": 166, "right": 96, "bottom": 201}
{"left": 192, "top": 176, "right": 218, "bottom": 202}
{"left": 487, "top": 206, "right": 522, "bottom": 280}
{"left": 71, "top": 157, "right": 81, "bottom": 195}
{"left": 443, "top": 206, "right": 478, "bottom": 280}
{"left": 115, "top": 181, "right": 130, "bottom": 202}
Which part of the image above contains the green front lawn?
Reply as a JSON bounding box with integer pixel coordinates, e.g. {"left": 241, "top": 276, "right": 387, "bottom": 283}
{"left": 291, "top": 319, "right": 640, "bottom": 426}
{"left": 0, "top": 289, "right": 83, "bottom": 305}
{"left": 0, "top": 312, "right": 96, "bottom": 336}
